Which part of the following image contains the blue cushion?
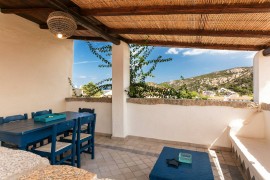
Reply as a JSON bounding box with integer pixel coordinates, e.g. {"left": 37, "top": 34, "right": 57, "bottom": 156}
{"left": 32, "top": 109, "right": 52, "bottom": 118}
{"left": 149, "top": 147, "right": 214, "bottom": 180}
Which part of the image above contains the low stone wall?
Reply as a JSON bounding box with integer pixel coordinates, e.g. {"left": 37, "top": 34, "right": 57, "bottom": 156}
{"left": 65, "top": 97, "right": 112, "bottom": 103}
{"left": 66, "top": 97, "right": 270, "bottom": 111}
{"left": 127, "top": 98, "right": 250, "bottom": 108}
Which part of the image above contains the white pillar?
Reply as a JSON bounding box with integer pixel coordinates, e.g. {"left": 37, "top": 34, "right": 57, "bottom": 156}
{"left": 112, "top": 41, "right": 130, "bottom": 138}
{"left": 253, "top": 50, "right": 270, "bottom": 104}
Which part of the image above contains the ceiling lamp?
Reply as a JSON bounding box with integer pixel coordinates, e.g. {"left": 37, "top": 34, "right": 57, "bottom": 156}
{"left": 47, "top": 11, "right": 77, "bottom": 39}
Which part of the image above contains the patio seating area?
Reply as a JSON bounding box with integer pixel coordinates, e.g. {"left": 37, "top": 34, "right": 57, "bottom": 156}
{"left": 1, "top": 0, "right": 270, "bottom": 179}
{"left": 81, "top": 135, "right": 244, "bottom": 180}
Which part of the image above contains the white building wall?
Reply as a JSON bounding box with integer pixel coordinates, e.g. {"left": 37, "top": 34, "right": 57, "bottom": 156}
{"left": 65, "top": 99, "right": 268, "bottom": 148}
{"left": 253, "top": 51, "right": 270, "bottom": 104}
{"left": 263, "top": 111, "right": 270, "bottom": 140}
{"left": 0, "top": 13, "right": 73, "bottom": 116}
{"left": 127, "top": 103, "right": 256, "bottom": 148}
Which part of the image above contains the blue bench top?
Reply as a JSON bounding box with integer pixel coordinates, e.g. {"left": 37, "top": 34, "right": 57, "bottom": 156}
{"left": 149, "top": 146, "right": 214, "bottom": 180}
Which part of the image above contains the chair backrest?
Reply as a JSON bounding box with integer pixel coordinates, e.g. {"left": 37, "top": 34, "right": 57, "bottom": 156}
{"left": 78, "top": 108, "right": 95, "bottom": 114}
{"left": 78, "top": 115, "right": 96, "bottom": 136}
{"left": 31, "top": 109, "right": 52, "bottom": 118}
{"left": 3, "top": 113, "right": 28, "bottom": 123}
{"left": 0, "top": 117, "right": 3, "bottom": 124}
{"left": 51, "top": 119, "right": 77, "bottom": 152}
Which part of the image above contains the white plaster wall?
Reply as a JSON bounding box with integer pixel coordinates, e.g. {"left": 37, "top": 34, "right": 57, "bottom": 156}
{"left": 0, "top": 13, "right": 73, "bottom": 116}
{"left": 66, "top": 101, "right": 112, "bottom": 134}
{"left": 112, "top": 41, "right": 130, "bottom": 138}
{"left": 253, "top": 51, "right": 270, "bottom": 104}
{"left": 263, "top": 111, "right": 270, "bottom": 140}
{"left": 127, "top": 103, "right": 256, "bottom": 148}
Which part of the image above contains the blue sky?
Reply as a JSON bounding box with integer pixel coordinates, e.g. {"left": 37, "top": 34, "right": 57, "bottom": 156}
{"left": 73, "top": 40, "right": 256, "bottom": 87}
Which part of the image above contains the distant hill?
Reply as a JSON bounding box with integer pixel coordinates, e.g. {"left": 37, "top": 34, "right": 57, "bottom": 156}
{"left": 158, "top": 67, "right": 253, "bottom": 96}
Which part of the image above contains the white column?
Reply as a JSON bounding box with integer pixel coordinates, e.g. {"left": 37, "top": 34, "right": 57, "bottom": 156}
{"left": 253, "top": 50, "right": 270, "bottom": 104}
{"left": 112, "top": 41, "right": 130, "bottom": 138}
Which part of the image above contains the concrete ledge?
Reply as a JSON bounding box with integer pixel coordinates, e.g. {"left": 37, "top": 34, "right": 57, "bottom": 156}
{"left": 65, "top": 97, "right": 112, "bottom": 103}
{"left": 261, "top": 103, "right": 270, "bottom": 111}
{"left": 98, "top": 134, "right": 231, "bottom": 152}
{"left": 95, "top": 132, "right": 112, "bottom": 137}
{"left": 127, "top": 98, "right": 250, "bottom": 109}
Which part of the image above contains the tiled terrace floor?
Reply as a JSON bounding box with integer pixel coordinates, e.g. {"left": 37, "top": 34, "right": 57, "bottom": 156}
{"left": 81, "top": 136, "right": 245, "bottom": 180}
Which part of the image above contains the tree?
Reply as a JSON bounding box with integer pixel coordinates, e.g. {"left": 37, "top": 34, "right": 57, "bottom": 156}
{"left": 87, "top": 42, "right": 172, "bottom": 97}
{"left": 82, "top": 82, "right": 103, "bottom": 97}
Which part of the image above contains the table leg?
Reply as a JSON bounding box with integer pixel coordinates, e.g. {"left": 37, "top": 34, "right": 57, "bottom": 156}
{"left": 18, "top": 145, "right": 27, "bottom": 150}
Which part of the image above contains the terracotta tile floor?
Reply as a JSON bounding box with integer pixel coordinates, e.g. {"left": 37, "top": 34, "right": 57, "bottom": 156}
{"left": 81, "top": 136, "right": 245, "bottom": 180}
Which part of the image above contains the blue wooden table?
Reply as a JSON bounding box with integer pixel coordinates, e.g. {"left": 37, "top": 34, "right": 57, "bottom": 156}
{"left": 150, "top": 147, "right": 214, "bottom": 180}
{"left": 0, "top": 111, "right": 95, "bottom": 150}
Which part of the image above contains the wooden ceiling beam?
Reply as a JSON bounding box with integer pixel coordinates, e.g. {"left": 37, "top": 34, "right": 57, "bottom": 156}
{"left": 1, "top": 8, "right": 54, "bottom": 14}
{"left": 39, "top": 24, "right": 87, "bottom": 30}
{"left": 81, "top": 3, "right": 270, "bottom": 16}
{"left": 127, "top": 40, "right": 263, "bottom": 51}
{"left": 262, "top": 47, "right": 270, "bottom": 56}
{"left": 68, "top": 36, "right": 108, "bottom": 42}
{"left": 47, "top": 0, "right": 120, "bottom": 45}
{"left": 110, "top": 28, "right": 270, "bottom": 38}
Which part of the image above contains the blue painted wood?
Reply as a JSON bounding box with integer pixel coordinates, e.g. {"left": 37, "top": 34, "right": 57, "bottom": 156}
{"left": 31, "top": 109, "right": 52, "bottom": 118}
{"left": 79, "top": 108, "right": 95, "bottom": 114}
{"left": 31, "top": 119, "right": 77, "bottom": 166}
{"left": 3, "top": 113, "right": 28, "bottom": 123}
{"left": 0, "top": 112, "right": 95, "bottom": 150}
{"left": 0, "top": 117, "right": 4, "bottom": 125}
{"left": 61, "top": 113, "right": 96, "bottom": 168}
{"left": 78, "top": 108, "right": 95, "bottom": 134}
{"left": 149, "top": 147, "right": 214, "bottom": 180}
{"left": 1, "top": 113, "right": 28, "bottom": 148}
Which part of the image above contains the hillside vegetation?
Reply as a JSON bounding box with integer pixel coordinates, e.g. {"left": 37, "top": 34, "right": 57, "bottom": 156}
{"left": 159, "top": 67, "right": 253, "bottom": 96}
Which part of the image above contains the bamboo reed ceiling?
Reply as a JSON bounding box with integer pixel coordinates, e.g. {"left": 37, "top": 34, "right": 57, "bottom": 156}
{"left": 72, "top": 0, "right": 269, "bottom": 8}
{"left": 1, "top": 0, "right": 270, "bottom": 50}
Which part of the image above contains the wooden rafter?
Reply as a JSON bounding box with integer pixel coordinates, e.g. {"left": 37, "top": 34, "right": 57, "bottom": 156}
{"left": 1, "top": 8, "right": 54, "bottom": 14}
{"left": 68, "top": 36, "right": 107, "bottom": 42}
{"left": 47, "top": 0, "right": 120, "bottom": 44}
{"left": 127, "top": 40, "right": 263, "bottom": 51}
{"left": 109, "top": 28, "right": 270, "bottom": 38}
{"left": 262, "top": 47, "right": 270, "bottom": 56}
{"left": 39, "top": 27, "right": 270, "bottom": 38}
{"left": 80, "top": 3, "right": 270, "bottom": 16}
{"left": 39, "top": 24, "right": 87, "bottom": 30}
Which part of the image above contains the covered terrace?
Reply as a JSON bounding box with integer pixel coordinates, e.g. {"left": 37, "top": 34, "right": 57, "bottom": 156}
{"left": 1, "top": 0, "right": 270, "bottom": 179}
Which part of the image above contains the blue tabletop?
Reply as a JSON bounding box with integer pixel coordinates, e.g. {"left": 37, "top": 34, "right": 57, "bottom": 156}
{"left": 150, "top": 147, "right": 214, "bottom": 180}
{"left": 0, "top": 111, "right": 94, "bottom": 135}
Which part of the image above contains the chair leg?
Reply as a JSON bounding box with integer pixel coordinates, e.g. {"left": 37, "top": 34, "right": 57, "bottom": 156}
{"left": 51, "top": 154, "right": 56, "bottom": 165}
{"left": 77, "top": 150, "right": 81, "bottom": 168}
{"left": 88, "top": 140, "right": 91, "bottom": 153}
{"left": 77, "top": 142, "right": 81, "bottom": 168}
{"left": 91, "top": 144, "right": 95, "bottom": 159}
{"left": 91, "top": 139, "right": 95, "bottom": 159}
{"left": 71, "top": 147, "right": 75, "bottom": 166}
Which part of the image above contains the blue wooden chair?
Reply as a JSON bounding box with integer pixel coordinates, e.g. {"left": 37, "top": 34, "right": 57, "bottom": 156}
{"left": 31, "top": 109, "right": 52, "bottom": 147}
{"left": 79, "top": 108, "right": 95, "bottom": 114}
{"left": 61, "top": 115, "right": 96, "bottom": 168}
{"left": 31, "top": 109, "right": 52, "bottom": 118}
{"left": 31, "top": 119, "right": 77, "bottom": 166}
{"left": 0, "top": 117, "right": 4, "bottom": 124}
{"left": 3, "top": 114, "right": 28, "bottom": 123}
{"left": 1, "top": 114, "right": 28, "bottom": 148}
{"left": 78, "top": 108, "right": 95, "bottom": 133}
